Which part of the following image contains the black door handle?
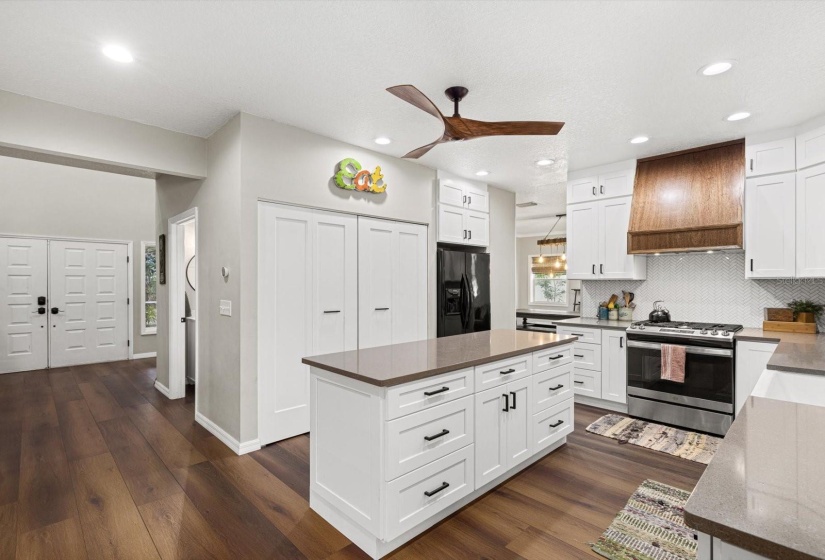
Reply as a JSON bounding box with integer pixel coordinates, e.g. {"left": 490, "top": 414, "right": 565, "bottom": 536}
{"left": 424, "top": 386, "right": 449, "bottom": 397}
{"left": 502, "top": 394, "right": 509, "bottom": 412}
{"left": 549, "top": 420, "right": 564, "bottom": 428}
{"left": 38, "top": 296, "right": 46, "bottom": 305}
{"left": 592, "top": 264, "right": 596, "bottom": 275}
{"left": 620, "top": 336, "right": 624, "bottom": 348}
{"left": 510, "top": 391, "right": 517, "bottom": 409}
{"left": 548, "top": 354, "right": 563, "bottom": 360}
{"left": 37, "top": 307, "right": 46, "bottom": 315}
{"left": 50, "top": 307, "right": 63, "bottom": 315}
{"left": 181, "top": 317, "right": 186, "bottom": 323}
{"left": 424, "top": 482, "right": 450, "bottom": 497}
{"left": 600, "top": 264, "right": 604, "bottom": 274}
{"left": 500, "top": 368, "right": 515, "bottom": 375}
{"left": 750, "top": 259, "right": 754, "bottom": 272}
{"left": 548, "top": 384, "right": 564, "bottom": 391}
{"left": 424, "top": 429, "right": 450, "bottom": 442}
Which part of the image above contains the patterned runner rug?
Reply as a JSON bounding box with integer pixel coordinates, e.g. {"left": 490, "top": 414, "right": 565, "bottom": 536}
{"left": 592, "top": 480, "right": 697, "bottom": 560}
{"left": 586, "top": 414, "right": 721, "bottom": 464}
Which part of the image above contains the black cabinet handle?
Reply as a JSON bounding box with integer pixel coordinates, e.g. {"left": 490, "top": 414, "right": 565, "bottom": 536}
{"left": 510, "top": 391, "right": 517, "bottom": 409}
{"left": 749, "top": 158, "right": 754, "bottom": 171}
{"left": 424, "top": 481, "right": 450, "bottom": 497}
{"left": 500, "top": 368, "right": 516, "bottom": 375}
{"left": 592, "top": 264, "right": 596, "bottom": 275}
{"left": 570, "top": 333, "right": 584, "bottom": 337}
{"left": 750, "top": 258, "right": 754, "bottom": 272}
{"left": 375, "top": 307, "right": 389, "bottom": 311}
{"left": 549, "top": 420, "right": 564, "bottom": 428}
{"left": 424, "top": 386, "right": 449, "bottom": 397}
{"left": 600, "top": 185, "right": 605, "bottom": 194}
{"left": 424, "top": 429, "right": 450, "bottom": 442}
{"left": 592, "top": 186, "right": 597, "bottom": 196}
{"left": 620, "top": 336, "right": 624, "bottom": 348}
{"left": 463, "top": 229, "right": 467, "bottom": 239}
{"left": 502, "top": 394, "right": 509, "bottom": 412}
{"left": 548, "top": 354, "right": 564, "bottom": 360}
{"left": 600, "top": 264, "right": 604, "bottom": 274}
{"left": 548, "top": 384, "right": 564, "bottom": 391}
{"left": 468, "top": 230, "right": 472, "bottom": 240}
{"left": 324, "top": 310, "right": 341, "bottom": 314}
{"left": 463, "top": 195, "right": 467, "bottom": 204}
{"left": 468, "top": 196, "right": 472, "bottom": 205}
{"left": 574, "top": 354, "right": 584, "bottom": 358}
{"left": 574, "top": 380, "right": 584, "bottom": 385}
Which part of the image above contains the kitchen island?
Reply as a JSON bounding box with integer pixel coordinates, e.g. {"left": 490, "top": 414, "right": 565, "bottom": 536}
{"left": 302, "top": 329, "right": 577, "bottom": 559}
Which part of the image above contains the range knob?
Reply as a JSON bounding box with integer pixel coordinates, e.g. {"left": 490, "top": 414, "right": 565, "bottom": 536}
{"left": 629, "top": 324, "right": 637, "bottom": 329}
{"left": 710, "top": 330, "right": 719, "bottom": 335}
{"left": 638, "top": 325, "right": 645, "bottom": 330}
{"left": 700, "top": 329, "right": 708, "bottom": 335}
{"left": 723, "top": 331, "right": 731, "bottom": 336}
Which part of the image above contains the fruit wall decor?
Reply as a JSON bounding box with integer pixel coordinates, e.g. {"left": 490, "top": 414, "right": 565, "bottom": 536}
{"left": 333, "top": 158, "right": 387, "bottom": 193}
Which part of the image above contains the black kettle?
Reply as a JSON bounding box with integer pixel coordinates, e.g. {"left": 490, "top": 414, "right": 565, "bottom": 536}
{"left": 649, "top": 301, "right": 671, "bottom": 323}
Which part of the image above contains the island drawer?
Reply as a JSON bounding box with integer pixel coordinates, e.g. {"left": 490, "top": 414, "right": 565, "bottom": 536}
{"left": 533, "top": 344, "right": 573, "bottom": 373}
{"left": 556, "top": 325, "right": 601, "bottom": 344}
{"left": 572, "top": 342, "right": 601, "bottom": 371}
{"left": 386, "top": 367, "right": 474, "bottom": 420}
{"left": 385, "top": 396, "right": 474, "bottom": 480}
{"left": 475, "top": 353, "right": 532, "bottom": 392}
{"left": 533, "top": 363, "right": 573, "bottom": 413}
{"left": 532, "top": 398, "right": 574, "bottom": 454}
{"left": 385, "top": 444, "right": 475, "bottom": 541}
{"left": 573, "top": 367, "right": 602, "bottom": 398}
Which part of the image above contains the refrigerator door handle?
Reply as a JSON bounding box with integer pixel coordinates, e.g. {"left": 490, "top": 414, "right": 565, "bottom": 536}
{"left": 460, "top": 274, "right": 471, "bottom": 329}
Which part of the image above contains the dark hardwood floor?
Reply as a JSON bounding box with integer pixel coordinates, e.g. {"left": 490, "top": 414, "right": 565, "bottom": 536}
{"left": 0, "top": 359, "right": 706, "bottom": 559}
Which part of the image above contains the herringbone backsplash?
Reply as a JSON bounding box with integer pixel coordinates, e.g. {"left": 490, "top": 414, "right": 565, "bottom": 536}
{"left": 582, "top": 252, "right": 825, "bottom": 331}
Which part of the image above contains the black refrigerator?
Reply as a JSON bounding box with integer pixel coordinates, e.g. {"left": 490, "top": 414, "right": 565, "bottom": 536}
{"left": 437, "top": 248, "right": 491, "bottom": 337}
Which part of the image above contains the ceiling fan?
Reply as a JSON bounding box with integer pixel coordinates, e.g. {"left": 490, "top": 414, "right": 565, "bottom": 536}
{"left": 386, "top": 85, "right": 565, "bottom": 159}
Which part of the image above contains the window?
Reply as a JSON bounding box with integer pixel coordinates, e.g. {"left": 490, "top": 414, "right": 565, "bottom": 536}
{"left": 142, "top": 241, "right": 157, "bottom": 334}
{"left": 529, "top": 254, "right": 567, "bottom": 306}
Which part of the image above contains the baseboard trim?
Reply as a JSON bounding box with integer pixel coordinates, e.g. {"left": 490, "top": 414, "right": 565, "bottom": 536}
{"left": 574, "top": 395, "right": 628, "bottom": 414}
{"left": 153, "top": 380, "right": 171, "bottom": 398}
{"left": 133, "top": 352, "right": 157, "bottom": 359}
{"left": 195, "top": 411, "right": 261, "bottom": 456}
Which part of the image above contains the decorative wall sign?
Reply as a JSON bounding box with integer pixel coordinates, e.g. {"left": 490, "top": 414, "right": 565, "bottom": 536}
{"left": 333, "top": 158, "right": 387, "bottom": 193}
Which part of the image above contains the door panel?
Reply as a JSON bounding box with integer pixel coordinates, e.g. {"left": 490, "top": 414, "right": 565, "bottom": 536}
{"left": 437, "top": 205, "right": 465, "bottom": 244}
{"left": 796, "top": 164, "right": 825, "bottom": 277}
{"left": 599, "top": 197, "right": 634, "bottom": 279}
{"left": 567, "top": 176, "right": 598, "bottom": 204}
{"left": 745, "top": 173, "right": 795, "bottom": 278}
{"left": 599, "top": 169, "right": 634, "bottom": 199}
{"left": 359, "top": 218, "right": 394, "bottom": 349}
{"left": 566, "top": 202, "right": 599, "bottom": 279}
{"left": 464, "top": 185, "right": 489, "bottom": 213}
{"left": 505, "top": 377, "right": 532, "bottom": 469}
{"left": 437, "top": 249, "right": 466, "bottom": 338}
{"left": 0, "top": 238, "right": 48, "bottom": 373}
{"left": 601, "top": 330, "right": 627, "bottom": 404}
{"left": 474, "top": 387, "right": 507, "bottom": 488}
{"left": 49, "top": 240, "right": 128, "bottom": 368}
{"left": 392, "top": 222, "right": 428, "bottom": 345}
{"left": 258, "top": 203, "right": 314, "bottom": 444}
{"left": 466, "top": 253, "right": 491, "bottom": 333}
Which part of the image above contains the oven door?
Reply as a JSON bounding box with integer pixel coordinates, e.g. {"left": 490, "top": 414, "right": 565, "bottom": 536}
{"left": 626, "top": 339, "right": 734, "bottom": 413}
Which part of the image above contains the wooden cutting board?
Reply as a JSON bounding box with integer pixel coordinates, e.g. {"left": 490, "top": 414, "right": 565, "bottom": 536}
{"left": 763, "top": 320, "right": 817, "bottom": 334}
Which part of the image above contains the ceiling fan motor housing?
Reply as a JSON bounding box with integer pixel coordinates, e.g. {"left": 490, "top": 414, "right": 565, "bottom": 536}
{"left": 445, "top": 86, "right": 469, "bottom": 116}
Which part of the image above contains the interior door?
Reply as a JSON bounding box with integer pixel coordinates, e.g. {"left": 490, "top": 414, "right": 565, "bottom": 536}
{"left": 391, "top": 221, "right": 428, "bottom": 345}
{"left": 0, "top": 238, "right": 48, "bottom": 374}
{"left": 566, "top": 202, "right": 599, "bottom": 279}
{"left": 745, "top": 173, "right": 795, "bottom": 278}
{"left": 258, "top": 203, "right": 314, "bottom": 445}
{"left": 49, "top": 240, "right": 128, "bottom": 368}
{"left": 599, "top": 197, "right": 634, "bottom": 279}
{"left": 505, "top": 377, "right": 532, "bottom": 469}
{"left": 358, "top": 217, "right": 394, "bottom": 349}
{"left": 474, "top": 386, "right": 507, "bottom": 488}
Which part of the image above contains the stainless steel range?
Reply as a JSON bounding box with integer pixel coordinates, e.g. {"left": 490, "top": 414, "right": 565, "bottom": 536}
{"left": 626, "top": 320, "right": 743, "bottom": 436}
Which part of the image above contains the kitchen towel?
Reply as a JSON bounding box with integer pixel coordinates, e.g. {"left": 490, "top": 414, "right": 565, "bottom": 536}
{"left": 661, "top": 344, "right": 686, "bottom": 383}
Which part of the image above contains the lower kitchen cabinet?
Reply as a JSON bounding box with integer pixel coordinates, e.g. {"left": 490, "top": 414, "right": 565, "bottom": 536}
{"left": 474, "top": 377, "right": 533, "bottom": 488}
{"left": 601, "top": 330, "right": 628, "bottom": 404}
{"left": 558, "top": 324, "right": 628, "bottom": 408}
{"left": 734, "top": 341, "right": 778, "bottom": 416}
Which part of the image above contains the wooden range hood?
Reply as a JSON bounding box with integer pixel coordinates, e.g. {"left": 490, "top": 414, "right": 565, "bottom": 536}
{"left": 628, "top": 139, "right": 745, "bottom": 254}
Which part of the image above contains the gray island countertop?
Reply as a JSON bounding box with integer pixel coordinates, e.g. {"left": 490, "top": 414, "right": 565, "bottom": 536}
{"left": 737, "top": 328, "right": 825, "bottom": 376}
{"left": 302, "top": 329, "right": 577, "bottom": 387}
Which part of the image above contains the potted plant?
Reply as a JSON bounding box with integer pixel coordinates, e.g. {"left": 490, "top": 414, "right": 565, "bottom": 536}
{"left": 788, "top": 299, "right": 824, "bottom": 323}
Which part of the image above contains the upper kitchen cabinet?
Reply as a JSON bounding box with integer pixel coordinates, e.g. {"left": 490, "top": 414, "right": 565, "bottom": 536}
{"left": 567, "top": 168, "right": 634, "bottom": 204}
{"left": 745, "top": 173, "right": 796, "bottom": 278}
{"left": 745, "top": 137, "right": 796, "bottom": 177}
{"left": 796, "top": 163, "right": 825, "bottom": 277}
{"left": 436, "top": 174, "right": 490, "bottom": 247}
{"left": 796, "top": 124, "right": 825, "bottom": 170}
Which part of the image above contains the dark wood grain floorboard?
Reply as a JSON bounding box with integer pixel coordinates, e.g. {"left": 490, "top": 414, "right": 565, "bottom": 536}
{"left": 78, "top": 381, "right": 125, "bottom": 423}
{"left": 48, "top": 368, "right": 84, "bottom": 403}
{"left": 0, "top": 502, "right": 16, "bottom": 560}
{"left": 16, "top": 517, "right": 87, "bottom": 560}
{"left": 55, "top": 399, "right": 109, "bottom": 461}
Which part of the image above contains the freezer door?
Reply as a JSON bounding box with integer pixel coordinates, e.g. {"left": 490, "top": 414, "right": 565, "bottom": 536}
{"left": 437, "top": 249, "right": 467, "bottom": 337}
{"left": 465, "top": 252, "right": 491, "bottom": 333}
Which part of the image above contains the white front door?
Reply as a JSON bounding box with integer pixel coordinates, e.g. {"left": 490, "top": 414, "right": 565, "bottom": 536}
{"left": 0, "top": 238, "right": 48, "bottom": 374}
{"left": 48, "top": 240, "right": 129, "bottom": 368}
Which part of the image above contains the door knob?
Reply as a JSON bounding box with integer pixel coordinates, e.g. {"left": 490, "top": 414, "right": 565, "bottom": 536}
{"left": 51, "top": 307, "right": 64, "bottom": 315}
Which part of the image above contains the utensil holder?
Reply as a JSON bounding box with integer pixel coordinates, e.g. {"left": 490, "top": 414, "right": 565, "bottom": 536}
{"left": 618, "top": 308, "right": 633, "bottom": 322}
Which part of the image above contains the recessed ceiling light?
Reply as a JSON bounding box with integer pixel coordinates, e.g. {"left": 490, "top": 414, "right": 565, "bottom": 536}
{"left": 700, "top": 61, "right": 733, "bottom": 76}
{"left": 726, "top": 112, "right": 751, "bottom": 121}
{"left": 630, "top": 136, "right": 649, "bottom": 144}
{"left": 536, "top": 159, "right": 555, "bottom": 166}
{"left": 374, "top": 137, "right": 391, "bottom": 145}
{"left": 102, "top": 44, "right": 134, "bottom": 63}
{"left": 475, "top": 170, "right": 489, "bottom": 177}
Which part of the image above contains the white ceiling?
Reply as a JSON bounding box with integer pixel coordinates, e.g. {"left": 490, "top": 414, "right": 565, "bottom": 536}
{"left": 2, "top": 0, "right": 825, "bottom": 234}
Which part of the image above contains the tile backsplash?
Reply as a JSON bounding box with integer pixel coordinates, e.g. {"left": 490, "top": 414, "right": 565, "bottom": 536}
{"left": 582, "top": 252, "right": 825, "bottom": 331}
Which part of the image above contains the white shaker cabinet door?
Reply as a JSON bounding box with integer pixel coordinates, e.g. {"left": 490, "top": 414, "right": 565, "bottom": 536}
{"left": 566, "top": 201, "right": 600, "bottom": 280}
{"left": 391, "top": 221, "right": 428, "bottom": 346}
{"left": 598, "top": 196, "right": 636, "bottom": 279}
{"left": 464, "top": 210, "right": 489, "bottom": 247}
{"left": 358, "top": 217, "right": 395, "bottom": 349}
{"left": 464, "top": 185, "right": 489, "bottom": 213}
{"left": 504, "top": 377, "right": 533, "bottom": 470}
{"left": 438, "top": 204, "right": 466, "bottom": 245}
{"left": 567, "top": 176, "right": 599, "bottom": 204}
{"left": 474, "top": 386, "right": 508, "bottom": 488}
{"left": 796, "top": 164, "right": 825, "bottom": 278}
{"left": 601, "top": 330, "right": 627, "bottom": 404}
{"left": 745, "top": 137, "right": 796, "bottom": 177}
{"left": 745, "top": 173, "right": 796, "bottom": 278}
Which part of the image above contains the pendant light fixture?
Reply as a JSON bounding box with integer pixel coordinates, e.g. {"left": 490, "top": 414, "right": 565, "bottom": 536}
{"left": 533, "top": 214, "right": 567, "bottom": 273}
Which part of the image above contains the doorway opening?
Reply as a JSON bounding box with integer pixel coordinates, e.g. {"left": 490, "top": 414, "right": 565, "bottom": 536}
{"left": 167, "top": 208, "right": 198, "bottom": 406}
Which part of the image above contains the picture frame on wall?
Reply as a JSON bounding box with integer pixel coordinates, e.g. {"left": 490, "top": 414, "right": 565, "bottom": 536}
{"left": 158, "top": 233, "right": 166, "bottom": 285}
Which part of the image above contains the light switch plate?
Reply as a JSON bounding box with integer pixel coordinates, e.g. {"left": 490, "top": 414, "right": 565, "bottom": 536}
{"left": 219, "top": 300, "right": 232, "bottom": 317}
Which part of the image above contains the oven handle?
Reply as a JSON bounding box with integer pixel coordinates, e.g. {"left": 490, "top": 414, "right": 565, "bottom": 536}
{"left": 626, "top": 339, "right": 733, "bottom": 357}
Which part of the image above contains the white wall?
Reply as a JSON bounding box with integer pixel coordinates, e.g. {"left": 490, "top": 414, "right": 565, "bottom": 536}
{"left": 488, "top": 187, "right": 517, "bottom": 329}
{"left": 0, "top": 90, "right": 207, "bottom": 178}
{"left": 0, "top": 155, "right": 157, "bottom": 355}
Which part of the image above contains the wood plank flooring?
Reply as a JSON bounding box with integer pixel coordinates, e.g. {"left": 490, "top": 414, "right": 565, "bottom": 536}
{"left": 0, "top": 359, "right": 706, "bottom": 559}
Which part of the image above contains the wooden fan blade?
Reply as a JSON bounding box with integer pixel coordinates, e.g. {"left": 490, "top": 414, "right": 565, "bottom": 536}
{"left": 447, "top": 118, "right": 565, "bottom": 138}
{"left": 387, "top": 85, "right": 444, "bottom": 121}
{"left": 402, "top": 139, "right": 444, "bottom": 159}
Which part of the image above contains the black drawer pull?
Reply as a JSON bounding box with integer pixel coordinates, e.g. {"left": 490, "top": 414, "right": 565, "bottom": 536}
{"left": 574, "top": 380, "right": 584, "bottom": 384}
{"left": 549, "top": 420, "right": 564, "bottom": 428}
{"left": 570, "top": 333, "right": 585, "bottom": 336}
{"left": 424, "top": 481, "right": 450, "bottom": 497}
{"left": 424, "top": 429, "right": 450, "bottom": 442}
{"left": 323, "top": 310, "right": 341, "bottom": 314}
{"left": 574, "top": 354, "right": 584, "bottom": 358}
{"left": 424, "top": 386, "right": 449, "bottom": 397}
{"left": 500, "top": 368, "right": 516, "bottom": 375}
{"left": 375, "top": 307, "right": 389, "bottom": 311}
{"left": 548, "top": 384, "right": 564, "bottom": 391}
{"left": 548, "top": 354, "right": 564, "bottom": 360}
{"left": 510, "top": 390, "right": 517, "bottom": 409}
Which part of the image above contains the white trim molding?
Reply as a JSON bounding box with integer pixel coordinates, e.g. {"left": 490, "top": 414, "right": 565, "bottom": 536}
{"left": 195, "top": 412, "right": 261, "bottom": 456}
{"left": 153, "top": 379, "right": 171, "bottom": 398}
{"left": 133, "top": 352, "right": 157, "bottom": 360}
